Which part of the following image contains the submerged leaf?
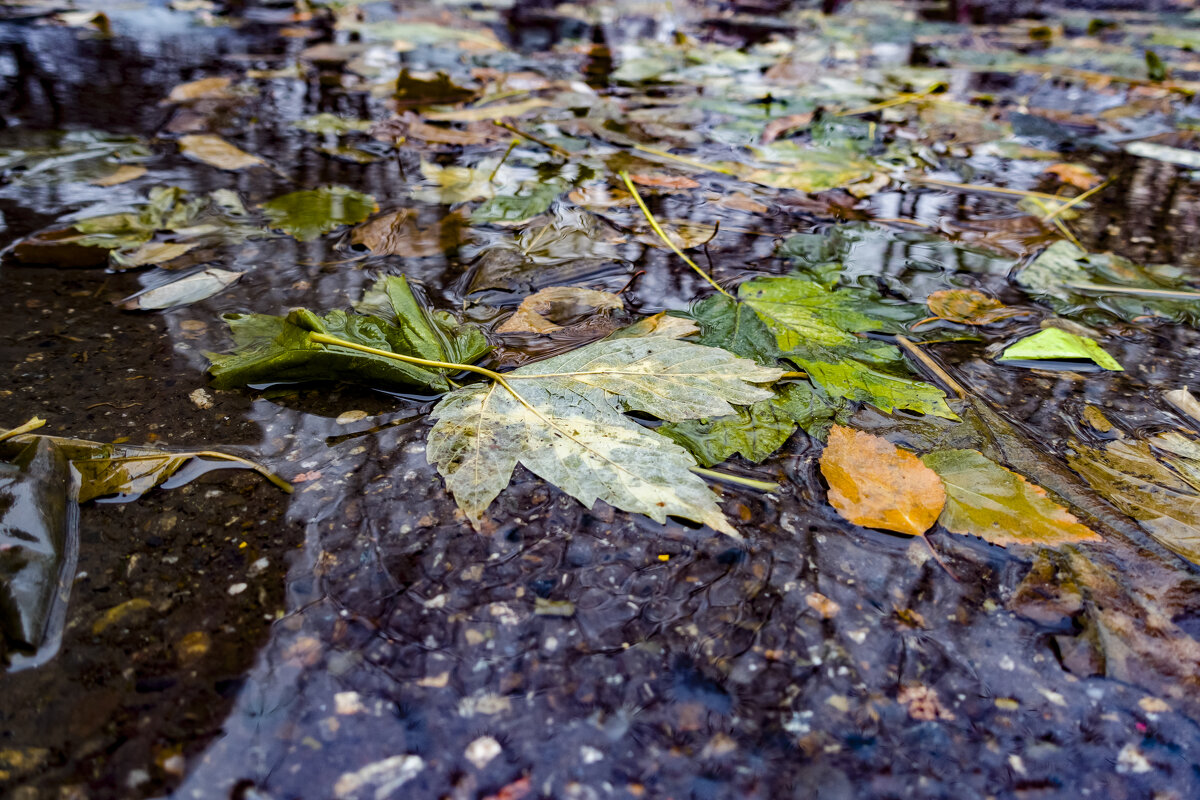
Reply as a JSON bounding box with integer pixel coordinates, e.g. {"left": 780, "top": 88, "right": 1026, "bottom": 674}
{"left": 921, "top": 449, "right": 1100, "bottom": 547}
{"left": 90, "top": 164, "right": 147, "bottom": 187}
{"left": 819, "top": 425, "right": 945, "bottom": 537}
{"left": 472, "top": 182, "right": 564, "bottom": 225}
{"left": 998, "top": 327, "right": 1123, "bottom": 370}
{"left": 259, "top": 185, "right": 377, "bottom": 241}
{"left": 208, "top": 275, "right": 488, "bottom": 391}
{"left": 412, "top": 160, "right": 496, "bottom": 205}
{"left": 1018, "top": 240, "right": 1200, "bottom": 325}
{"left": 350, "top": 208, "right": 471, "bottom": 257}
{"left": 427, "top": 338, "right": 782, "bottom": 534}
{"left": 1067, "top": 435, "right": 1200, "bottom": 565}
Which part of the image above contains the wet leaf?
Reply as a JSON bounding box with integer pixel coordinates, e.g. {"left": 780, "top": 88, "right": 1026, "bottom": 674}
{"left": 496, "top": 286, "right": 623, "bottom": 334}
{"left": 291, "top": 114, "right": 373, "bottom": 135}
{"left": 109, "top": 241, "right": 199, "bottom": 269}
{"left": 165, "top": 76, "right": 233, "bottom": 103}
{"left": 412, "top": 160, "right": 496, "bottom": 205}
{"left": 394, "top": 69, "right": 477, "bottom": 107}
{"left": 1043, "top": 162, "right": 1101, "bottom": 189}
{"left": 259, "top": 185, "right": 378, "bottom": 241}
{"left": 630, "top": 173, "right": 700, "bottom": 189}
{"left": 921, "top": 449, "right": 1100, "bottom": 547}
{"left": 90, "top": 164, "right": 146, "bottom": 187}
{"left": 178, "top": 134, "right": 265, "bottom": 171}
{"left": 1067, "top": 435, "right": 1200, "bottom": 565}
{"left": 689, "top": 275, "right": 956, "bottom": 418}
{"left": 1018, "top": 240, "right": 1200, "bottom": 324}
{"left": 208, "top": 275, "right": 489, "bottom": 391}
{"left": 120, "top": 268, "right": 242, "bottom": 310}
{"left": 927, "top": 289, "right": 1025, "bottom": 325}
{"left": 819, "top": 425, "right": 945, "bottom": 537}
{"left": 427, "top": 338, "right": 782, "bottom": 534}
{"left": 471, "top": 182, "right": 564, "bottom": 225}
{"left": 658, "top": 382, "right": 842, "bottom": 467}
{"left": 1124, "top": 140, "right": 1200, "bottom": 169}
{"left": 998, "top": 327, "right": 1123, "bottom": 370}
{"left": 424, "top": 98, "right": 550, "bottom": 123}
{"left": 350, "top": 208, "right": 471, "bottom": 257}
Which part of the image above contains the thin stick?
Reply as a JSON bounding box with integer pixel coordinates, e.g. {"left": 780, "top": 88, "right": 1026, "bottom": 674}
{"left": 619, "top": 171, "right": 733, "bottom": 298}
{"left": 0, "top": 416, "right": 47, "bottom": 443}
{"left": 489, "top": 138, "right": 519, "bottom": 182}
{"left": 1065, "top": 281, "right": 1200, "bottom": 300}
{"left": 492, "top": 121, "right": 570, "bottom": 157}
{"left": 896, "top": 335, "right": 966, "bottom": 399}
{"left": 1041, "top": 178, "right": 1112, "bottom": 223}
{"left": 191, "top": 451, "right": 294, "bottom": 493}
{"left": 690, "top": 466, "right": 778, "bottom": 492}
{"left": 834, "top": 82, "right": 944, "bottom": 118}
{"left": 910, "top": 177, "right": 1065, "bottom": 201}
{"left": 631, "top": 144, "right": 738, "bottom": 176}
{"left": 923, "top": 537, "right": 960, "bottom": 582}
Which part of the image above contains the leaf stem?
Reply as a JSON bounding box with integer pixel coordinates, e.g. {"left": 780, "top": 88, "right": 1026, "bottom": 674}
{"left": 1041, "top": 178, "right": 1112, "bottom": 223}
{"left": 191, "top": 451, "right": 294, "bottom": 493}
{"left": 489, "top": 138, "right": 519, "bottom": 182}
{"left": 779, "top": 370, "right": 808, "bottom": 379}
{"left": 308, "top": 331, "right": 512, "bottom": 389}
{"left": 909, "top": 177, "right": 1066, "bottom": 201}
{"left": 492, "top": 120, "right": 571, "bottom": 157}
{"left": 690, "top": 466, "right": 778, "bottom": 492}
{"left": 619, "top": 171, "right": 733, "bottom": 298}
{"left": 631, "top": 144, "right": 738, "bottom": 176}
{"left": 1064, "top": 281, "right": 1200, "bottom": 300}
{"left": 0, "top": 416, "right": 47, "bottom": 443}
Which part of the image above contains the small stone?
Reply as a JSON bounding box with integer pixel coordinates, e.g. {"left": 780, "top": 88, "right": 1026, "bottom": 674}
{"left": 805, "top": 592, "right": 840, "bottom": 619}
{"left": 417, "top": 671, "right": 450, "bottom": 688}
{"left": 335, "top": 691, "right": 365, "bottom": 715}
{"left": 333, "top": 754, "right": 424, "bottom": 798}
{"left": 336, "top": 410, "right": 368, "bottom": 425}
{"left": 189, "top": 388, "right": 214, "bottom": 409}
{"left": 1116, "top": 743, "right": 1152, "bottom": 774}
{"left": 464, "top": 736, "right": 502, "bottom": 769}
{"left": 175, "top": 630, "right": 211, "bottom": 664}
{"left": 580, "top": 746, "right": 604, "bottom": 764}
{"left": 1139, "top": 696, "right": 1171, "bottom": 714}
{"left": 227, "top": 582, "right": 248, "bottom": 596}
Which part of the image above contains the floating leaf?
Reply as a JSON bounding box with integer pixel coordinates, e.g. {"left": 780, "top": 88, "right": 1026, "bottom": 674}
{"left": 427, "top": 338, "right": 782, "bottom": 534}
{"left": 998, "top": 327, "right": 1123, "bottom": 370}
{"left": 921, "top": 449, "right": 1100, "bottom": 547}
{"left": 927, "top": 289, "right": 1025, "bottom": 325}
{"left": 424, "top": 98, "right": 550, "bottom": 123}
{"left": 120, "top": 268, "right": 242, "bottom": 310}
{"left": 208, "top": 275, "right": 488, "bottom": 391}
{"left": 658, "top": 382, "right": 842, "bottom": 467}
{"left": 1043, "top": 162, "right": 1101, "bottom": 189}
{"left": 496, "top": 286, "right": 623, "bottom": 334}
{"left": 394, "top": 69, "right": 477, "bottom": 107}
{"left": 259, "top": 185, "right": 378, "bottom": 241}
{"left": 178, "top": 134, "right": 266, "bottom": 171}
{"left": 819, "top": 425, "right": 945, "bottom": 537}
{"left": 1067, "top": 434, "right": 1200, "bottom": 566}
{"left": 109, "top": 241, "right": 199, "bottom": 269}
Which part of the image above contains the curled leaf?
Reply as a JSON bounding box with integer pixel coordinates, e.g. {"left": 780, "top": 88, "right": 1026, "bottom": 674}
{"left": 927, "top": 289, "right": 1025, "bottom": 325}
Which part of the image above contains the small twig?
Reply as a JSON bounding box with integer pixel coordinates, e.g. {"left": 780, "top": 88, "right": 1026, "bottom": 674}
{"left": 631, "top": 144, "right": 738, "bottom": 176}
{"left": 489, "top": 138, "right": 519, "bottom": 182}
{"left": 923, "top": 536, "right": 960, "bottom": 582}
{"left": 619, "top": 171, "right": 733, "bottom": 298}
{"left": 834, "top": 82, "right": 944, "bottom": 118}
{"left": 616, "top": 270, "right": 646, "bottom": 295}
{"left": 910, "top": 177, "right": 1066, "bottom": 201}
{"left": 1041, "top": 178, "right": 1112, "bottom": 223}
{"left": 690, "top": 466, "right": 778, "bottom": 492}
{"left": 1065, "top": 281, "right": 1200, "bottom": 300}
{"left": 896, "top": 335, "right": 966, "bottom": 399}
{"left": 492, "top": 120, "right": 570, "bottom": 157}
{"left": 0, "top": 417, "right": 46, "bottom": 444}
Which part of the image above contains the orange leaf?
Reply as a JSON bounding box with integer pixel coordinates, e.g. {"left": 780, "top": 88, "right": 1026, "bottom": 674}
{"left": 819, "top": 425, "right": 945, "bottom": 536}
{"left": 927, "top": 289, "right": 1025, "bottom": 325}
{"left": 630, "top": 173, "right": 701, "bottom": 189}
{"left": 1043, "top": 162, "right": 1101, "bottom": 190}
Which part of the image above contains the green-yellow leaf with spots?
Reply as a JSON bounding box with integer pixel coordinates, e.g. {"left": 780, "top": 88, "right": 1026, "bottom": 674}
{"left": 427, "top": 338, "right": 782, "bottom": 536}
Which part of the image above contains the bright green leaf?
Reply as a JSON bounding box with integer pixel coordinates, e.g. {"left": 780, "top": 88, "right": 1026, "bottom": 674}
{"left": 998, "top": 327, "right": 1123, "bottom": 370}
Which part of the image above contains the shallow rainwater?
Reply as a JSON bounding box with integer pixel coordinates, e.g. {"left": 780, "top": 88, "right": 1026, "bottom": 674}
{"left": 3, "top": 1, "right": 1200, "bottom": 798}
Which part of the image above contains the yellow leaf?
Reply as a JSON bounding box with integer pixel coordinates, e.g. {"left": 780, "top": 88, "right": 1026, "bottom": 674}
{"left": 90, "top": 165, "right": 147, "bottom": 187}
{"left": 178, "top": 134, "right": 265, "bottom": 171}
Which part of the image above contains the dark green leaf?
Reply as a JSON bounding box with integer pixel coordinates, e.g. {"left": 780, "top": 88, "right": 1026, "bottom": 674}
{"left": 259, "top": 185, "right": 378, "bottom": 242}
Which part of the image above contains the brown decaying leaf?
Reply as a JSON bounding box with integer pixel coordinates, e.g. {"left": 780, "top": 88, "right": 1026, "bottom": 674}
{"left": 90, "top": 165, "right": 147, "bottom": 187}
{"left": 819, "top": 425, "right": 946, "bottom": 537}
{"left": 1043, "top": 162, "right": 1102, "bottom": 190}
{"left": 178, "top": 134, "right": 265, "bottom": 171}
{"left": 496, "top": 286, "right": 623, "bottom": 334}
{"left": 926, "top": 288, "right": 1026, "bottom": 325}
{"left": 164, "top": 76, "right": 232, "bottom": 104}
{"left": 760, "top": 112, "right": 815, "bottom": 144}
{"left": 350, "top": 208, "right": 471, "bottom": 257}
{"left": 630, "top": 173, "right": 701, "bottom": 190}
